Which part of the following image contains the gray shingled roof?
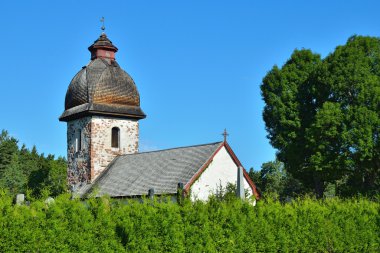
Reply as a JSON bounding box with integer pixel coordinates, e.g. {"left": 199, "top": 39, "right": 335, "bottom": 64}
{"left": 79, "top": 142, "right": 223, "bottom": 197}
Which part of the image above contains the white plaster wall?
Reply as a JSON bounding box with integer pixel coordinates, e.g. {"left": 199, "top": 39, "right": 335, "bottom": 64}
{"left": 190, "top": 146, "right": 254, "bottom": 202}
{"left": 90, "top": 116, "right": 139, "bottom": 180}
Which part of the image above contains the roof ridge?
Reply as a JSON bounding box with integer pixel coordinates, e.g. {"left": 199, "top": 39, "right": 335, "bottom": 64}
{"left": 120, "top": 141, "right": 224, "bottom": 157}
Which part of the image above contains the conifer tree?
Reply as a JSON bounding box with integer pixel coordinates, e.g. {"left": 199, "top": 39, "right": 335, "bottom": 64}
{"left": 0, "top": 154, "right": 26, "bottom": 194}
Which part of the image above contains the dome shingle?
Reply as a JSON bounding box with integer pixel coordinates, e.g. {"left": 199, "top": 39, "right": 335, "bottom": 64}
{"left": 59, "top": 33, "right": 146, "bottom": 122}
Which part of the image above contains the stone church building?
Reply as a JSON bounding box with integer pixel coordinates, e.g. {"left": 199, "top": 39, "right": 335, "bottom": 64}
{"left": 59, "top": 32, "right": 259, "bottom": 202}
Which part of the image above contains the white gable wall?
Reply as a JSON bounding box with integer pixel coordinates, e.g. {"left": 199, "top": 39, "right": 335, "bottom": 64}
{"left": 190, "top": 146, "right": 254, "bottom": 202}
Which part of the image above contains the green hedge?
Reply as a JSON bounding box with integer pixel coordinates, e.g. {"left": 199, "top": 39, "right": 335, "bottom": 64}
{"left": 0, "top": 190, "right": 378, "bottom": 252}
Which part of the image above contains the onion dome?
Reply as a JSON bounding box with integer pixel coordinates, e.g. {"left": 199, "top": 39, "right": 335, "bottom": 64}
{"left": 59, "top": 33, "right": 146, "bottom": 122}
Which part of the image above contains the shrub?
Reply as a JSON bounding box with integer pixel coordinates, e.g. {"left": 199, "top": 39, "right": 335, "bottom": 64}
{"left": 0, "top": 191, "right": 378, "bottom": 252}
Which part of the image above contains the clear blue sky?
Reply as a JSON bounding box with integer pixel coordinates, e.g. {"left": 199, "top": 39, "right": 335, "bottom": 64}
{"left": 0, "top": 1, "right": 379, "bottom": 170}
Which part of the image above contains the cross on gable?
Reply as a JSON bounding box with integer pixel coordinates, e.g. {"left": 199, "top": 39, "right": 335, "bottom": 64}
{"left": 222, "top": 129, "right": 229, "bottom": 142}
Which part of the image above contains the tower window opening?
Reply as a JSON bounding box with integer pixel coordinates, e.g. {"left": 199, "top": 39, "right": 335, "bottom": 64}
{"left": 75, "top": 129, "right": 82, "bottom": 152}
{"left": 112, "top": 127, "right": 120, "bottom": 148}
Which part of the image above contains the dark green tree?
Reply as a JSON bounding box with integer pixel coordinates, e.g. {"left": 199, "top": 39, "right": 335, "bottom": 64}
{"left": 0, "top": 129, "right": 67, "bottom": 197}
{"left": 43, "top": 157, "right": 67, "bottom": 196}
{"left": 249, "top": 160, "right": 305, "bottom": 199}
{"left": 261, "top": 49, "right": 322, "bottom": 195}
{"left": 261, "top": 36, "right": 380, "bottom": 197}
{"left": 0, "top": 154, "right": 27, "bottom": 194}
{"left": 314, "top": 36, "right": 380, "bottom": 196}
{"left": 28, "top": 155, "right": 67, "bottom": 197}
{"left": 260, "top": 160, "right": 285, "bottom": 194}
{"left": 19, "top": 144, "right": 41, "bottom": 179}
{"left": 0, "top": 130, "right": 19, "bottom": 175}
{"left": 248, "top": 168, "right": 262, "bottom": 195}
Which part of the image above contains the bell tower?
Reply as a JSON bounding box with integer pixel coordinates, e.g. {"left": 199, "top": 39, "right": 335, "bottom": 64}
{"left": 59, "top": 32, "right": 146, "bottom": 191}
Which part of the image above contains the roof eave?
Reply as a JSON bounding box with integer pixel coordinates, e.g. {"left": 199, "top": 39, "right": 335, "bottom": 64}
{"left": 184, "top": 142, "right": 225, "bottom": 192}
{"left": 59, "top": 103, "right": 146, "bottom": 122}
{"left": 223, "top": 142, "right": 261, "bottom": 200}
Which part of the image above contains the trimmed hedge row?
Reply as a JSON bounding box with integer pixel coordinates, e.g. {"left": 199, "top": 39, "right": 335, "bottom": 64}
{"left": 0, "top": 190, "right": 378, "bottom": 252}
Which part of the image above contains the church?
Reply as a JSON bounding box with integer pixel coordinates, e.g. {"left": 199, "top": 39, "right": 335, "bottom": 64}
{"left": 59, "top": 31, "right": 259, "bottom": 202}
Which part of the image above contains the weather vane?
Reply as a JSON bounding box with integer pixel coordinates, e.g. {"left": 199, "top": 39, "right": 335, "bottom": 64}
{"left": 222, "top": 129, "right": 229, "bottom": 142}
{"left": 100, "top": 17, "right": 105, "bottom": 32}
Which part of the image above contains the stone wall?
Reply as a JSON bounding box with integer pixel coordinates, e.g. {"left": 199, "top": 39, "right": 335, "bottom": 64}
{"left": 90, "top": 116, "right": 139, "bottom": 179}
{"left": 67, "top": 116, "right": 139, "bottom": 190}
{"left": 67, "top": 117, "right": 92, "bottom": 190}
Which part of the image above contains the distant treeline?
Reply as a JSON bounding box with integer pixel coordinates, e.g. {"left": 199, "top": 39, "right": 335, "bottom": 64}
{"left": 0, "top": 192, "right": 378, "bottom": 252}
{"left": 0, "top": 130, "right": 67, "bottom": 198}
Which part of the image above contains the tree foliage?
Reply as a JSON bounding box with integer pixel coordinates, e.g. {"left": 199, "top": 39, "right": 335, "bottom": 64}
{"left": 0, "top": 130, "right": 67, "bottom": 197}
{"left": 261, "top": 36, "right": 380, "bottom": 197}
{"left": 248, "top": 160, "right": 304, "bottom": 199}
{"left": 0, "top": 130, "right": 19, "bottom": 174}
{"left": 0, "top": 154, "right": 26, "bottom": 195}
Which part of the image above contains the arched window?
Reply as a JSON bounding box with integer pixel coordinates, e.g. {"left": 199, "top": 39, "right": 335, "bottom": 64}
{"left": 111, "top": 127, "right": 120, "bottom": 148}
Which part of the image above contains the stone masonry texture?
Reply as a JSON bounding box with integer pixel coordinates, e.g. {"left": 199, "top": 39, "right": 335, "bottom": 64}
{"left": 67, "top": 116, "right": 139, "bottom": 191}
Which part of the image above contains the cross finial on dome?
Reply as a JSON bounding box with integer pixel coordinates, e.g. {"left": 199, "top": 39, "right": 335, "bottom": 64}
{"left": 222, "top": 129, "right": 229, "bottom": 142}
{"left": 88, "top": 23, "right": 118, "bottom": 61}
{"left": 100, "top": 17, "right": 105, "bottom": 33}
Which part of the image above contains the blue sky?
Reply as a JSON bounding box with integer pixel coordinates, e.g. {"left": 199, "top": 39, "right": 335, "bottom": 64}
{"left": 0, "top": 1, "right": 379, "bottom": 170}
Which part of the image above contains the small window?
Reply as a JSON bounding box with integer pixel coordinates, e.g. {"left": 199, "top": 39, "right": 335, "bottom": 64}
{"left": 75, "top": 129, "right": 82, "bottom": 152}
{"left": 111, "top": 127, "right": 120, "bottom": 148}
{"left": 78, "top": 129, "right": 82, "bottom": 151}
